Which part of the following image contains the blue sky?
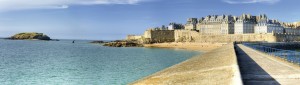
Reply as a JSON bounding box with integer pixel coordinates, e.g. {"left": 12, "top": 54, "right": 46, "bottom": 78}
{"left": 0, "top": 0, "right": 299, "bottom": 40}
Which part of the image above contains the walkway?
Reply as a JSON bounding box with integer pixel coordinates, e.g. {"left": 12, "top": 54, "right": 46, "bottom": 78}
{"left": 236, "top": 44, "right": 300, "bottom": 85}
{"left": 131, "top": 44, "right": 242, "bottom": 85}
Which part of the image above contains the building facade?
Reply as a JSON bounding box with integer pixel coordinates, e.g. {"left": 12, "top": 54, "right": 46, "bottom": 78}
{"left": 184, "top": 18, "right": 198, "bottom": 30}
{"left": 128, "top": 14, "right": 300, "bottom": 43}
{"left": 234, "top": 14, "right": 256, "bottom": 34}
{"left": 197, "top": 15, "right": 235, "bottom": 35}
{"left": 183, "top": 14, "right": 298, "bottom": 35}
{"left": 168, "top": 22, "right": 185, "bottom": 30}
{"left": 254, "top": 19, "right": 284, "bottom": 34}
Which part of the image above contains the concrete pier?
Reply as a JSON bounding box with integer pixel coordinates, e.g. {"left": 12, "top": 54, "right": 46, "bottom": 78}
{"left": 236, "top": 44, "right": 300, "bottom": 85}
{"left": 131, "top": 43, "right": 242, "bottom": 85}
{"left": 131, "top": 43, "right": 300, "bottom": 85}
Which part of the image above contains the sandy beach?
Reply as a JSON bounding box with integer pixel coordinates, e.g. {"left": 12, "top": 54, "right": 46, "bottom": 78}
{"left": 143, "top": 42, "right": 226, "bottom": 52}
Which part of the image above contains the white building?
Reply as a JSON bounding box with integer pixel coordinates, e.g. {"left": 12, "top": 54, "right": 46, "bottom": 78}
{"left": 168, "top": 23, "right": 184, "bottom": 30}
{"left": 234, "top": 14, "right": 256, "bottom": 34}
{"left": 180, "top": 14, "right": 300, "bottom": 35}
{"left": 254, "top": 20, "right": 284, "bottom": 34}
{"left": 168, "top": 25, "right": 174, "bottom": 30}
{"left": 197, "top": 15, "right": 235, "bottom": 35}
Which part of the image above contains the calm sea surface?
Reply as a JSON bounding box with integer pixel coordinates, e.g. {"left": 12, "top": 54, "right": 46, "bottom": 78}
{"left": 0, "top": 39, "right": 199, "bottom": 85}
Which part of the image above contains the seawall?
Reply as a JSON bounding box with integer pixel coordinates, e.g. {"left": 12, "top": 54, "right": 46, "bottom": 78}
{"left": 175, "top": 30, "right": 300, "bottom": 43}
{"left": 130, "top": 43, "right": 243, "bottom": 85}
{"left": 144, "top": 30, "right": 175, "bottom": 43}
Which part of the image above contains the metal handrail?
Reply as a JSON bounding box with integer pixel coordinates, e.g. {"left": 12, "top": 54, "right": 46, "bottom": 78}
{"left": 243, "top": 43, "right": 300, "bottom": 65}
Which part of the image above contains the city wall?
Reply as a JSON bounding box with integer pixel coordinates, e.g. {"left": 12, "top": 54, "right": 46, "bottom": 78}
{"left": 273, "top": 33, "right": 300, "bottom": 42}
{"left": 175, "top": 30, "right": 300, "bottom": 43}
{"left": 143, "top": 30, "right": 175, "bottom": 43}
{"left": 175, "top": 30, "right": 202, "bottom": 42}
{"left": 126, "top": 35, "right": 142, "bottom": 40}
{"left": 128, "top": 30, "right": 300, "bottom": 44}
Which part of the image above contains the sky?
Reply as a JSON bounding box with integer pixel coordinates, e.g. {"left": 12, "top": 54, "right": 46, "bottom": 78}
{"left": 0, "top": 0, "right": 299, "bottom": 40}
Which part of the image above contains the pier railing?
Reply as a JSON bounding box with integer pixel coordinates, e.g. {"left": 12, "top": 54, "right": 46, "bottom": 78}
{"left": 243, "top": 43, "right": 300, "bottom": 65}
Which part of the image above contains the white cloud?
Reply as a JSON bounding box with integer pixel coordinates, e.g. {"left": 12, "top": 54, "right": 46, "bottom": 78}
{"left": 0, "top": 0, "right": 145, "bottom": 11}
{"left": 223, "top": 0, "right": 280, "bottom": 4}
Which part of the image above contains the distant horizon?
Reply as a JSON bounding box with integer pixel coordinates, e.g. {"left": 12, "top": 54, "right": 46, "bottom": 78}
{"left": 0, "top": 0, "right": 299, "bottom": 40}
{"left": 0, "top": 36, "right": 117, "bottom": 41}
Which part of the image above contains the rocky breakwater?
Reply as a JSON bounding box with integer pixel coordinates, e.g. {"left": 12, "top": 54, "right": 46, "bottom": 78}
{"left": 103, "top": 40, "right": 143, "bottom": 47}
{"left": 10, "top": 32, "right": 51, "bottom": 40}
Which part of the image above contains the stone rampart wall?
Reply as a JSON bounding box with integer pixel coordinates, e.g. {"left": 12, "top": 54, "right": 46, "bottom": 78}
{"left": 175, "top": 30, "right": 201, "bottom": 42}
{"left": 126, "top": 35, "right": 142, "bottom": 40}
{"left": 175, "top": 30, "right": 300, "bottom": 43}
{"left": 273, "top": 33, "right": 300, "bottom": 42}
{"left": 144, "top": 30, "right": 175, "bottom": 43}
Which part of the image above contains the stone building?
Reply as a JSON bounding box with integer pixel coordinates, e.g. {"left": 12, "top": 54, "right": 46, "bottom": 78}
{"left": 284, "top": 28, "right": 300, "bottom": 34}
{"left": 293, "top": 22, "right": 300, "bottom": 28}
{"left": 283, "top": 22, "right": 300, "bottom": 29}
{"left": 184, "top": 18, "right": 198, "bottom": 30}
{"left": 168, "top": 22, "right": 185, "bottom": 30}
{"left": 197, "top": 15, "right": 235, "bottom": 35}
{"left": 129, "top": 14, "right": 300, "bottom": 43}
{"left": 184, "top": 14, "right": 296, "bottom": 35}
{"left": 234, "top": 14, "right": 256, "bottom": 34}
{"left": 254, "top": 19, "right": 284, "bottom": 34}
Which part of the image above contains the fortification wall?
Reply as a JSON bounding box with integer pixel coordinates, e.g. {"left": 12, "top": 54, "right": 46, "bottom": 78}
{"left": 144, "top": 30, "right": 175, "bottom": 43}
{"left": 175, "top": 30, "right": 201, "bottom": 42}
{"left": 174, "top": 30, "right": 300, "bottom": 43}
{"left": 274, "top": 33, "right": 300, "bottom": 42}
{"left": 126, "top": 35, "right": 142, "bottom": 40}
{"left": 197, "top": 34, "right": 276, "bottom": 43}
{"left": 140, "top": 30, "right": 300, "bottom": 44}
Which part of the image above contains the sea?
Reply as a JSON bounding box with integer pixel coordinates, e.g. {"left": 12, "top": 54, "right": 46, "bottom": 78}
{"left": 0, "top": 39, "right": 199, "bottom": 85}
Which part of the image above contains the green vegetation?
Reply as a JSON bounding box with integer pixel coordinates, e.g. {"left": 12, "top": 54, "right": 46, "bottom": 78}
{"left": 11, "top": 32, "right": 51, "bottom": 40}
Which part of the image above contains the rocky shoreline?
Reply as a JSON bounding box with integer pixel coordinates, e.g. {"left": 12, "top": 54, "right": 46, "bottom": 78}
{"left": 102, "top": 40, "right": 143, "bottom": 47}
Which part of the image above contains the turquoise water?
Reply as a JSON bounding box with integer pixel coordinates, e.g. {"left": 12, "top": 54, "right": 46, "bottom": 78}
{"left": 0, "top": 39, "right": 199, "bottom": 85}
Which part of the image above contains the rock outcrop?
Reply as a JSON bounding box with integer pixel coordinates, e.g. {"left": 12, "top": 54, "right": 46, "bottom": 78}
{"left": 10, "top": 32, "right": 51, "bottom": 40}
{"left": 90, "top": 40, "right": 105, "bottom": 44}
{"left": 103, "top": 40, "right": 143, "bottom": 47}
